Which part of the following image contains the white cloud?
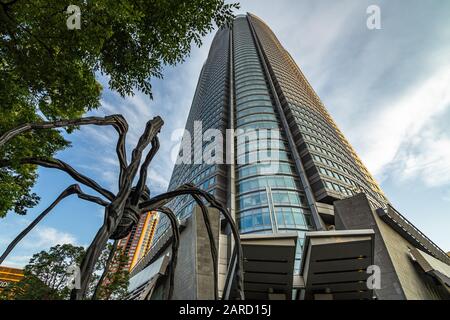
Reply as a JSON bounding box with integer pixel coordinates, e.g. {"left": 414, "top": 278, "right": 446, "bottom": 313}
{"left": 236, "top": 1, "right": 450, "bottom": 193}
{"left": 148, "top": 169, "right": 170, "bottom": 191}
{"left": 0, "top": 224, "right": 78, "bottom": 268}
{"left": 22, "top": 226, "right": 77, "bottom": 249}
{"left": 393, "top": 127, "right": 450, "bottom": 188}
{"left": 352, "top": 65, "right": 450, "bottom": 183}
{"left": 2, "top": 255, "right": 32, "bottom": 269}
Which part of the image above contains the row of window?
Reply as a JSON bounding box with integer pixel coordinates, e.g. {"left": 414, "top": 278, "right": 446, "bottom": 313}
{"left": 274, "top": 207, "right": 311, "bottom": 229}
{"left": 238, "top": 175, "right": 299, "bottom": 193}
{"left": 236, "top": 149, "right": 291, "bottom": 165}
{"left": 239, "top": 210, "right": 272, "bottom": 233}
{"left": 236, "top": 99, "right": 272, "bottom": 111}
{"left": 307, "top": 141, "right": 379, "bottom": 200}
{"left": 271, "top": 190, "right": 307, "bottom": 207}
{"left": 236, "top": 84, "right": 268, "bottom": 95}
{"left": 173, "top": 184, "right": 217, "bottom": 222}
{"left": 234, "top": 58, "right": 260, "bottom": 69}
{"left": 318, "top": 166, "right": 355, "bottom": 188}
{"left": 238, "top": 191, "right": 268, "bottom": 210}
{"left": 170, "top": 165, "right": 215, "bottom": 212}
{"left": 238, "top": 206, "right": 311, "bottom": 233}
{"left": 238, "top": 189, "right": 305, "bottom": 211}
{"left": 309, "top": 144, "right": 351, "bottom": 173}
{"left": 235, "top": 63, "right": 263, "bottom": 75}
{"left": 235, "top": 79, "right": 267, "bottom": 91}
{"left": 237, "top": 105, "right": 274, "bottom": 119}
{"left": 239, "top": 120, "right": 278, "bottom": 131}
{"left": 237, "top": 113, "right": 276, "bottom": 126}
{"left": 300, "top": 123, "right": 342, "bottom": 149}
{"left": 296, "top": 113, "right": 338, "bottom": 143}
{"left": 292, "top": 104, "right": 376, "bottom": 190}
{"left": 323, "top": 180, "right": 354, "bottom": 197}
{"left": 237, "top": 94, "right": 272, "bottom": 106}
{"left": 199, "top": 176, "right": 216, "bottom": 190}
{"left": 292, "top": 105, "right": 354, "bottom": 161}
{"left": 236, "top": 88, "right": 269, "bottom": 99}
{"left": 238, "top": 162, "right": 294, "bottom": 179}
{"left": 236, "top": 139, "right": 285, "bottom": 155}
{"left": 303, "top": 132, "right": 370, "bottom": 186}
{"left": 235, "top": 72, "right": 265, "bottom": 83}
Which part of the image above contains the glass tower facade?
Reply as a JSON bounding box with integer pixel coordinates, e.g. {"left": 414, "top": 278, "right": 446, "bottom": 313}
{"left": 151, "top": 14, "right": 389, "bottom": 274}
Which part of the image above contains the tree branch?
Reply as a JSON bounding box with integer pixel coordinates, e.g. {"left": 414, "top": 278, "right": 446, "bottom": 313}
{"left": 1, "top": 0, "right": 19, "bottom": 8}
{"left": 0, "top": 2, "right": 55, "bottom": 60}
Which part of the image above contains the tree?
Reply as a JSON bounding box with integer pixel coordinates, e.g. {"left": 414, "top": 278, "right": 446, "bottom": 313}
{"left": 0, "top": 243, "right": 129, "bottom": 300}
{"left": 0, "top": 244, "right": 84, "bottom": 300}
{"left": 94, "top": 243, "right": 129, "bottom": 300}
{"left": 0, "top": 0, "right": 239, "bottom": 217}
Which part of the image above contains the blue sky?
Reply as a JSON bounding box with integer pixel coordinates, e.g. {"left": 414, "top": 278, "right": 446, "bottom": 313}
{"left": 1, "top": 0, "right": 449, "bottom": 267}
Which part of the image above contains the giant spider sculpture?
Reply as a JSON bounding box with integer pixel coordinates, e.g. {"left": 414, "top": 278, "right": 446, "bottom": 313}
{"left": 0, "top": 115, "right": 244, "bottom": 300}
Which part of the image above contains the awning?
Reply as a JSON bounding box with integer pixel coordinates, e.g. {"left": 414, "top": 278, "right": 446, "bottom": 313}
{"left": 239, "top": 232, "right": 298, "bottom": 300}
{"left": 300, "top": 229, "right": 375, "bottom": 300}
{"left": 127, "top": 252, "right": 171, "bottom": 300}
{"left": 409, "top": 247, "right": 450, "bottom": 296}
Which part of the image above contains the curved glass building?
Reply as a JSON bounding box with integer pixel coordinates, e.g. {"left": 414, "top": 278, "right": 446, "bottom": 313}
{"left": 129, "top": 13, "right": 450, "bottom": 301}
{"left": 152, "top": 13, "right": 388, "bottom": 270}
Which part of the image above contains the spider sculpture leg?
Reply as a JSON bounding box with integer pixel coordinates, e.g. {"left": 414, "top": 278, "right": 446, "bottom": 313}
{"left": 131, "top": 138, "right": 219, "bottom": 300}
{"left": 91, "top": 239, "right": 118, "bottom": 300}
{"left": 139, "top": 185, "right": 245, "bottom": 300}
{"left": 183, "top": 186, "right": 244, "bottom": 301}
{"left": 156, "top": 207, "right": 180, "bottom": 300}
{"left": 0, "top": 184, "right": 108, "bottom": 264}
{"left": 131, "top": 137, "right": 160, "bottom": 206}
{"left": 71, "top": 116, "right": 164, "bottom": 300}
{"left": 0, "top": 115, "right": 166, "bottom": 300}
{"left": 71, "top": 221, "right": 111, "bottom": 300}
{"left": 111, "top": 137, "right": 160, "bottom": 240}
{"left": 12, "top": 157, "right": 115, "bottom": 201}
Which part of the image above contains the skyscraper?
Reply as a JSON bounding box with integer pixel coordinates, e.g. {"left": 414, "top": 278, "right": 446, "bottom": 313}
{"left": 130, "top": 13, "right": 450, "bottom": 300}
{"left": 153, "top": 12, "right": 388, "bottom": 273}
{"left": 115, "top": 211, "right": 158, "bottom": 272}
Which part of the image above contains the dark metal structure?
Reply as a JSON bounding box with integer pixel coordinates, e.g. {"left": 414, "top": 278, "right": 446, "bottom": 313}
{"left": 0, "top": 115, "right": 244, "bottom": 300}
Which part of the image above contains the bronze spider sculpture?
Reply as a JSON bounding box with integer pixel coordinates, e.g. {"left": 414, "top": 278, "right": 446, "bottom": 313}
{"left": 0, "top": 115, "right": 244, "bottom": 300}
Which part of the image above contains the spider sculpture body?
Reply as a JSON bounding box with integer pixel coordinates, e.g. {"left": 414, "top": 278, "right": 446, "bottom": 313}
{"left": 0, "top": 115, "right": 244, "bottom": 300}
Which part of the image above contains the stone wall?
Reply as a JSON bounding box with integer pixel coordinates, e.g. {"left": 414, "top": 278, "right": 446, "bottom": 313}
{"left": 334, "top": 193, "right": 446, "bottom": 300}
{"left": 334, "top": 193, "right": 406, "bottom": 300}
